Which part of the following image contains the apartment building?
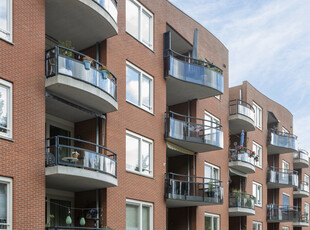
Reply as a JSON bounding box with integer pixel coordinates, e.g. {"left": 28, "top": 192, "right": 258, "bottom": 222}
{"left": 0, "top": 0, "right": 308, "bottom": 230}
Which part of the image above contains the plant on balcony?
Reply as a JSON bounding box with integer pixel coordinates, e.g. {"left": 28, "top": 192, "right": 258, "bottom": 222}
{"left": 83, "top": 56, "right": 94, "bottom": 70}
{"left": 71, "top": 151, "right": 79, "bottom": 159}
{"left": 99, "top": 65, "right": 111, "bottom": 79}
{"left": 45, "top": 214, "right": 55, "bottom": 227}
{"left": 254, "top": 155, "right": 259, "bottom": 162}
{"left": 58, "top": 40, "right": 75, "bottom": 58}
{"left": 206, "top": 181, "right": 215, "bottom": 197}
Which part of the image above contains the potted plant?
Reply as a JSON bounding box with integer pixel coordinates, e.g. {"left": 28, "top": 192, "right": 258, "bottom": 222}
{"left": 99, "top": 65, "right": 111, "bottom": 79}
{"left": 206, "top": 181, "right": 215, "bottom": 198}
{"left": 83, "top": 56, "right": 94, "bottom": 70}
{"left": 246, "top": 194, "right": 253, "bottom": 208}
{"left": 45, "top": 214, "right": 55, "bottom": 227}
{"left": 72, "top": 151, "right": 79, "bottom": 159}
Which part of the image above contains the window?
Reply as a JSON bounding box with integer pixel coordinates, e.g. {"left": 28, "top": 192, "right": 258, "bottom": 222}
{"left": 282, "top": 127, "right": 289, "bottom": 134}
{"left": 205, "top": 162, "right": 220, "bottom": 185}
{"left": 126, "top": 0, "right": 153, "bottom": 49}
{"left": 305, "top": 174, "right": 309, "bottom": 192}
{"left": 252, "top": 142, "right": 262, "bottom": 168}
{"left": 0, "top": 79, "right": 12, "bottom": 139}
{"left": 126, "top": 130, "right": 153, "bottom": 177}
{"left": 282, "top": 193, "right": 289, "bottom": 207}
{"left": 0, "top": 176, "right": 12, "bottom": 230}
{"left": 0, "top": 0, "right": 12, "bottom": 42}
{"left": 126, "top": 199, "right": 153, "bottom": 230}
{"left": 126, "top": 62, "right": 153, "bottom": 113}
{"left": 253, "top": 181, "right": 262, "bottom": 207}
{"left": 204, "top": 111, "right": 222, "bottom": 147}
{"left": 305, "top": 203, "right": 309, "bottom": 221}
{"left": 282, "top": 160, "right": 289, "bottom": 172}
{"left": 253, "top": 102, "right": 262, "bottom": 129}
{"left": 205, "top": 213, "right": 219, "bottom": 230}
{"left": 253, "top": 221, "right": 262, "bottom": 230}
{"left": 282, "top": 227, "right": 289, "bottom": 230}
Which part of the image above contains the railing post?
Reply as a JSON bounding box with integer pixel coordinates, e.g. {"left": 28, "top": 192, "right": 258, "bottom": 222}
{"left": 55, "top": 136, "right": 59, "bottom": 165}
{"left": 55, "top": 46, "right": 59, "bottom": 75}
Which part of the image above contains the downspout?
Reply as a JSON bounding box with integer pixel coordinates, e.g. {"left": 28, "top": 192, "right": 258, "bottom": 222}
{"left": 192, "top": 28, "right": 198, "bottom": 59}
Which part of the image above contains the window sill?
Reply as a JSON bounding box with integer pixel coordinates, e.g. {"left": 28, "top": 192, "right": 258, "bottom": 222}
{"left": 126, "top": 169, "right": 154, "bottom": 179}
{"left": 126, "top": 100, "right": 155, "bottom": 116}
{"left": 255, "top": 204, "right": 263, "bottom": 208}
{"left": 0, "top": 37, "right": 14, "bottom": 46}
{"left": 0, "top": 135, "right": 14, "bottom": 142}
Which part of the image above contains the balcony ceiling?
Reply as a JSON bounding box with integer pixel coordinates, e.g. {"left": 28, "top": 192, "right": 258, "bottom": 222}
{"left": 166, "top": 25, "right": 192, "bottom": 55}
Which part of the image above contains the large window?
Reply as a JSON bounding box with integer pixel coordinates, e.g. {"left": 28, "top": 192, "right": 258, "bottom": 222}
{"left": 0, "top": 177, "right": 12, "bottom": 230}
{"left": 253, "top": 181, "right": 262, "bottom": 207}
{"left": 0, "top": 0, "right": 12, "bottom": 42}
{"left": 205, "top": 162, "right": 220, "bottom": 185}
{"left": 253, "top": 102, "right": 262, "bottom": 129}
{"left": 253, "top": 221, "right": 262, "bottom": 230}
{"left": 205, "top": 213, "right": 219, "bottom": 230}
{"left": 126, "top": 0, "right": 153, "bottom": 49}
{"left": 126, "top": 62, "right": 153, "bottom": 113}
{"left": 126, "top": 199, "right": 153, "bottom": 230}
{"left": 252, "top": 142, "right": 262, "bottom": 168}
{"left": 0, "top": 79, "right": 12, "bottom": 139}
{"left": 126, "top": 130, "right": 153, "bottom": 177}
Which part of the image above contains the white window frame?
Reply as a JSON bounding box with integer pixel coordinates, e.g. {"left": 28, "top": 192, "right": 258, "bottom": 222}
{"left": 253, "top": 181, "right": 262, "bottom": 207}
{"left": 282, "top": 160, "right": 289, "bottom": 172}
{"left": 0, "top": 79, "right": 13, "bottom": 139}
{"left": 253, "top": 141, "right": 262, "bottom": 168}
{"left": 126, "top": 0, "right": 154, "bottom": 50}
{"left": 126, "top": 130, "right": 153, "bottom": 177}
{"left": 204, "top": 162, "right": 220, "bottom": 180}
{"left": 282, "top": 127, "right": 289, "bottom": 134}
{"left": 305, "top": 174, "right": 309, "bottom": 192}
{"left": 282, "top": 227, "right": 289, "bottom": 230}
{"left": 0, "top": 0, "right": 13, "bottom": 43}
{"left": 0, "top": 176, "right": 13, "bottom": 230}
{"left": 305, "top": 202, "right": 309, "bottom": 221}
{"left": 126, "top": 62, "right": 154, "bottom": 113}
{"left": 253, "top": 102, "right": 262, "bottom": 130}
{"left": 204, "top": 213, "right": 220, "bottom": 230}
{"left": 126, "top": 199, "right": 153, "bottom": 230}
{"left": 253, "top": 221, "right": 262, "bottom": 230}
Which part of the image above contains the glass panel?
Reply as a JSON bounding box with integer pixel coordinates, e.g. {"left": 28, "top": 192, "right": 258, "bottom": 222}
{"left": 126, "top": 135, "right": 140, "bottom": 172}
{"left": 50, "top": 199, "right": 71, "bottom": 226}
{"left": 141, "top": 11, "right": 151, "bottom": 46}
{"left": 0, "top": 85, "right": 8, "bottom": 133}
{"left": 205, "top": 216, "right": 212, "bottom": 230}
{"left": 142, "top": 206, "right": 150, "bottom": 230}
{"left": 213, "top": 216, "right": 219, "bottom": 230}
{"left": 0, "top": 184, "right": 7, "bottom": 225}
{"left": 0, "top": 0, "right": 8, "bottom": 31}
{"left": 141, "top": 140, "right": 150, "bottom": 174}
{"left": 126, "top": 204, "right": 139, "bottom": 230}
{"left": 283, "top": 194, "right": 289, "bottom": 207}
{"left": 126, "top": 66, "right": 140, "bottom": 106}
{"left": 141, "top": 76, "right": 151, "bottom": 110}
{"left": 126, "top": 0, "right": 139, "bottom": 39}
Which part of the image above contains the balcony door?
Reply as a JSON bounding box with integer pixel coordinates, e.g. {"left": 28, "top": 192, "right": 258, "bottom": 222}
{"left": 305, "top": 174, "right": 309, "bottom": 192}
{"left": 281, "top": 160, "right": 289, "bottom": 184}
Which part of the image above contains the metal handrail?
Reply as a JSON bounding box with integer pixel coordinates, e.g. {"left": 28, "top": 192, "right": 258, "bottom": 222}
{"left": 164, "top": 49, "right": 223, "bottom": 74}
{"left": 46, "top": 136, "right": 117, "bottom": 178}
{"left": 267, "top": 204, "right": 298, "bottom": 210}
{"left": 295, "top": 181, "right": 309, "bottom": 192}
{"left": 167, "top": 111, "right": 222, "bottom": 130}
{"left": 229, "top": 99, "right": 255, "bottom": 114}
{"left": 45, "top": 46, "right": 118, "bottom": 100}
{"left": 269, "top": 128, "right": 297, "bottom": 139}
{"left": 166, "top": 172, "right": 222, "bottom": 185}
{"left": 268, "top": 166, "right": 298, "bottom": 175}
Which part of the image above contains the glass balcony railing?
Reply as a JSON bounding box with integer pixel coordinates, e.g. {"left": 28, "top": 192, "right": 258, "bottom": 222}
{"left": 294, "top": 212, "right": 309, "bottom": 225}
{"left": 165, "top": 173, "right": 223, "bottom": 206}
{"left": 93, "top": 0, "right": 118, "bottom": 23}
{"left": 164, "top": 49, "right": 224, "bottom": 93}
{"left": 229, "top": 192, "right": 255, "bottom": 210}
{"left": 267, "top": 167, "right": 298, "bottom": 188}
{"left": 267, "top": 204, "right": 299, "bottom": 222}
{"left": 229, "top": 146, "right": 256, "bottom": 166}
{"left": 294, "top": 181, "right": 309, "bottom": 193}
{"left": 294, "top": 150, "right": 309, "bottom": 162}
{"left": 268, "top": 128, "right": 297, "bottom": 152}
{"left": 45, "top": 136, "right": 117, "bottom": 178}
{"left": 46, "top": 46, "right": 117, "bottom": 101}
{"left": 165, "top": 111, "right": 223, "bottom": 151}
{"left": 229, "top": 99, "right": 255, "bottom": 121}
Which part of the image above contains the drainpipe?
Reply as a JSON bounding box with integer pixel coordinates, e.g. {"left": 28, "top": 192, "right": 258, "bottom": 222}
{"left": 192, "top": 29, "right": 198, "bottom": 59}
{"left": 187, "top": 207, "right": 190, "bottom": 230}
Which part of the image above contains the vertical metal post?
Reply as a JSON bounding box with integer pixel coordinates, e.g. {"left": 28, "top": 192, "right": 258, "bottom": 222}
{"left": 96, "top": 189, "right": 100, "bottom": 228}
{"left": 96, "top": 42, "right": 100, "bottom": 87}
{"left": 187, "top": 207, "right": 190, "bottom": 230}
{"left": 192, "top": 28, "right": 198, "bottom": 59}
{"left": 55, "top": 46, "right": 59, "bottom": 75}
{"left": 55, "top": 136, "right": 59, "bottom": 164}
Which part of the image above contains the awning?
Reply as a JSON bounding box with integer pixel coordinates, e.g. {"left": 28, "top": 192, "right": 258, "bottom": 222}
{"left": 166, "top": 142, "right": 195, "bottom": 155}
{"left": 229, "top": 168, "right": 247, "bottom": 178}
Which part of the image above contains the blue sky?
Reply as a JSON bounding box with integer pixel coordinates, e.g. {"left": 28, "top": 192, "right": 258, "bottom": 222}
{"left": 170, "top": 0, "right": 310, "bottom": 151}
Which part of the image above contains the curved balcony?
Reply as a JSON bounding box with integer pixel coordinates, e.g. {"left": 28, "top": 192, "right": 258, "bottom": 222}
{"left": 45, "top": 46, "right": 118, "bottom": 119}
{"left": 165, "top": 111, "right": 223, "bottom": 154}
{"left": 46, "top": 0, "right": 118, "bottom": 50}
{"left": 267, "top": 167, "right": 298, "bottom": 189}
{"left": 229, "top": 99, "right": 255, "bottom": 134}
{"left": 229, "top": 147, "right": 256, "bottom": 174}
{"left": 267, "top": 205, "right": 298, "bottom": 223}
{"left": 165, "top": 173, "right": 223, "bottom": 208}
{"left": 293, "top": 212, "right": 309, "bottom": 227}
{"left": 164, "top": 49, "right": 223, "bottom": 106}
{"left": 229, "top": 192, "right": 255, "bottom": 216}
{"left": 293, "top": 150, "right": 309, "bottom": 169}
{"left": 267, "top": 129, "right": 297, "bottom": 155}
{"left": 293, "top": 181, "right": 309, "bottom": 198}
{"left": 45, "top": 136, "right": 117, "bottom": 192}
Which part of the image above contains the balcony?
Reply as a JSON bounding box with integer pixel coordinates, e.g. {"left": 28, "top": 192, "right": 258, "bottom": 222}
{"left": 293, "top": 181, "right": 309, "bottom": 198}
{"left": 229, "top": 99, "right": 255, "bottom": 134}
{"left": 45, "top": 136, "right": 117, "bottom": 191}
{"left": 229, "top": 192, "right": 255, "bottom": 216}
{"left": 229, "top": 147, "right": 256, "bottom": 174}
{"left": 165, "top": 111, "right": 223, "bottom": 154}
{"left": 46, "top": 0, "right": 118, "bottom": 50}
{"left": 165, "top": 173, "right": 223, "bottom": 208}
{"left": 293, "top": 213, "right": 309, "bottom": 227}
{"left": 267, "top": 205, "right": 298, "bottom": 223}
{"left": 46, "top": 46, "right": 118, "bottom": 118}
{"left": 267, "top": 167, "right": 298, "bottom": 189}
{"left": 164, "top": 49, "right": 223, "bottom": 106}
{"left": 267, "top": 129, "right": 297, "bottom": 155}
{"left": 293, "top": 150, "right": 309, "bottom": 169}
